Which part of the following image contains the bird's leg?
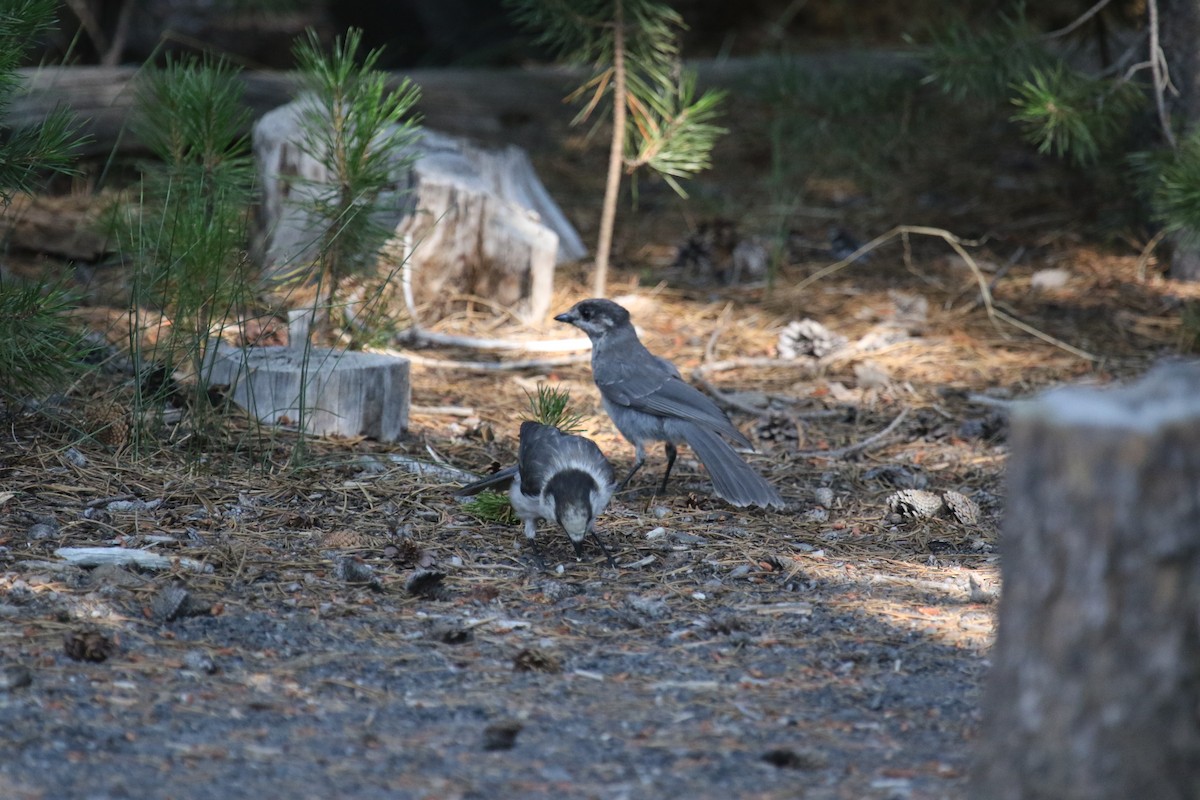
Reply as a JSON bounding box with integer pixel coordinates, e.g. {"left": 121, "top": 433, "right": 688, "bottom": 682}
{"left": 658, "top": 442, "right": 678, "bottom": 495}
{"left": 617, "top": 442, "right": 647, "bottom": 491}
{"left": 591, "top": 530, "right": 618, "bottom": 569}
{"left": 524, "top": 519, "right": 546, "bottom": 570}
{"left": 526, "top": 539, "right": 547, "bottom": 571}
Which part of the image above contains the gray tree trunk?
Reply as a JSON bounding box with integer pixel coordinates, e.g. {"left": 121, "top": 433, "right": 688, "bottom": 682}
{"left": 1159, "top": 0, "right": 1200, "bottom": 279}
{"left": 972, "top": 362, "right": 1200, "bottom": 798}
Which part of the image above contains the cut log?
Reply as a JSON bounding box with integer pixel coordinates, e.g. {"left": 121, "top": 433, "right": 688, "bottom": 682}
{"left": 204, "top": 341, "right": 411, "bottom": 442}
{"left": 55, "top": 547, "right": 212, "bottom": 573}
{"left": 252, "top": 99, "right": 583, "bottom": 322}
{"left": 973, "top": 362, "right": 1200, "bottom": 799}
{"left": 7, "top": 65, "right": 580, "bottom": 158}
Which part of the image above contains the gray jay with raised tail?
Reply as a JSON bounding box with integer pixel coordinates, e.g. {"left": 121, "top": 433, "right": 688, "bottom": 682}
{"left": 555, "top": 298, "right": 785, "bottom": 510}
{"left": 455, "top": 420, "right": 618, "bottom": 566}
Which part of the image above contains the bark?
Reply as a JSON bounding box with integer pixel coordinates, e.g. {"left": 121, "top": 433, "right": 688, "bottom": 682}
{"left": 1158, "top": 0, "right": 1200, "bottom": 279}
{"left": 972, "top": 362, "right": 1200, "bottom": 799}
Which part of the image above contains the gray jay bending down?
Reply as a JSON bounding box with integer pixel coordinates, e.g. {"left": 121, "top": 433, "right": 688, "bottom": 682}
{"left": 455, "top": 421, "right": 618, "bottom": 566}
{"left": 555, "top": 298, "right": 785, "bottom": 510}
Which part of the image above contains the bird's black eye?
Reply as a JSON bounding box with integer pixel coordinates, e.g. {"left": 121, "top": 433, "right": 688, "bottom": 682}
{"left": 579, "top": 305, "right": 592, "bottom": 320}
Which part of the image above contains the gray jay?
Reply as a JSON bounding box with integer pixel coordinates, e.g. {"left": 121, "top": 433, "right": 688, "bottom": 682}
{"left": 455, "top": 421, "right": 618, "bottom": 566}
{"left": 555, "top": 298, "right": 784, "bottom": 510}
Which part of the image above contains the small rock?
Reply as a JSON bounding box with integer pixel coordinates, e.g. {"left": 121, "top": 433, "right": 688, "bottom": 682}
{"left": 27, "top": 522, "right": 58, "bottom": 540}
{"left": 803, "top": 507, "right": 829, "bottom": 523}
{"left": 627, "top": 594, "right": 670, "bottom": 620}
{"left": 334, "top": 556, "right": 382, "bottom": 590}
{"left": 63, "top": 629, "right": 115, "bottom": 663}
{"left": 854, "top": 360, "right": 891, "bottom": 390}
{"left": 513, "top": 647, "right": 561, "bottom": 673}
{"left": 865, "top": 465, "right": 928, "bottom": 490}
{"left": 429, "top": 618, "right": 472, "bottom": 645}
{"left": 1030, "top": 267, "right": 1071, "bottom": 291}
{"left": 182, "top": 649, "right": 218, "bottom": 674}
{"left": 669, "top": 530, "right": 706, "bottom": 545}
{"left": 64, "top": 447, "right": 88, "bottom": 467}
{"left": 151, "top": 585, "right": 191, "bottom": 622}
{"left": 762, "top": 747, "right": 827, "bottom": 770}
{"left": 482, "top": 720, "right": 523, "bottom": 751}
{"left": 0, "top": 663, "right": 32, "bottom": 691}
{"left": 813, "top": 487, "right": 834, "bottom": 507}
{"left": 645, "top": 527, "right": 667, "bottom": 540}
{"left": 535, "top": 580, "right": 582, "bottom": 603}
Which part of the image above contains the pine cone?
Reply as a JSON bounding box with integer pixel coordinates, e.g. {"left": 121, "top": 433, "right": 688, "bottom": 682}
{"left": 942, "top": 491, "right": 981, "bottom": 525}
{"left": 886, "top": 489, "right": 944, "bottom": 520}
{"left": 754, "top": 414, "right": 799, "bottom": 445}
{"left": 84, "top": 401, "right": 131, "bottom": 448}
{"left": 777, "top": 319, "right": 848, "bottom": 359}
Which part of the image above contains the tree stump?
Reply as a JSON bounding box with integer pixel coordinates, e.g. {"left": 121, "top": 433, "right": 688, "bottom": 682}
{"left": 252, "top": 100, "right": 585, "bottom": 323}
{"left": 973, "top": 362, "right": 1200, "bottom": 799}
{"left": 204, "top": 340, "right": 410, "bottom": 443}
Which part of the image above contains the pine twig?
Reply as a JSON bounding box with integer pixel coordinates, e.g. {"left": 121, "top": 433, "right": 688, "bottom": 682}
{"left": 792, "top": 407, "right": 911, "bottom": 460}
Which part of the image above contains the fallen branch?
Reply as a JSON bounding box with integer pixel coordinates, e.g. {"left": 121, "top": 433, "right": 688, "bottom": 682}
{"left": 384, "top": 454, "right": 481, "bottom": 484}
{"left": 55, "top": 546, "right": 212, "bottom": 573}
{"left": 366, "top": 345, "right": 590, "bottom": 373}
{"left": 791, "top": 224, "right": 1099, "bottom": 362}
{"left": 692, "top": 357, "right": 818, "bottom": 415}
{"left": 792, "top": 407, "right": 910, "bottom": 460}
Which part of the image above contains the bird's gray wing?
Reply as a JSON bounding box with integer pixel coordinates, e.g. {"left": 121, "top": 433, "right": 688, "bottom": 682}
{"left": 518, "top": 421, "right": 614, "bottom": 495}
{"left": 595, "top": 353, "right": 752, "bottom": 448}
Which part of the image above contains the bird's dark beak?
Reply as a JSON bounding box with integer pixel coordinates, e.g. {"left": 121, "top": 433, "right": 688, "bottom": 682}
{"left": 554, "top": 309, "right": 576, "bottom": 324}
{"left": 571, "top": 538, "right": 586, "bottom": 560}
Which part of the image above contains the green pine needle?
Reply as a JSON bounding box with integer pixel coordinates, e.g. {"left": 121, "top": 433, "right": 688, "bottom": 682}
{"left": 462, "top": 490, "right": 519, "bottom": 525}
{"left": 506, "top": 0, "right": 723, "bottom": 196}
{"left": 524, "top": 383, "right": 588, "bottom": 433}
{"left": 288, "top": 28, "right": 422, "bottom": 301}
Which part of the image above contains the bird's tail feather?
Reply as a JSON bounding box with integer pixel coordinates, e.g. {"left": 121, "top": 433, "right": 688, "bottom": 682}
{"left": 454, "top": 465, "right": 519, "bottom": 497}
{"left": 668, "top": 422, "right": 785, "bottom": 509}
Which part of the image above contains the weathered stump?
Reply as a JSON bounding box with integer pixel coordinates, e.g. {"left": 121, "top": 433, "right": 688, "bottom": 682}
{"left": 204, "top": 340, "right": 410, "bottom": 442}
{"left": 973, "top": 362, "right": 1200, "bottom": 799}
{"left": 252, "top": 99, "right": 585, "bottom": 323}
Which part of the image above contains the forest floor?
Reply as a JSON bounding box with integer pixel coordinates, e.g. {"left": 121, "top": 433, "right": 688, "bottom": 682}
{"left": 0, "top": 57, "right": 1193, "bottom": 799}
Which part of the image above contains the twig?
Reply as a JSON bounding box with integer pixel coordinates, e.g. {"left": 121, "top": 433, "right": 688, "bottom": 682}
{"left": 394, "top": 244, "right": 591, "bottom": 353}
{"left": 1148, "top": 0, "right": 1177, "bottom": 148}
{"left": 692, "top": 357, "right": 819, "bottom": 415}
{"left": 791, "top": 224, "right": 1099, "bottom": 362}
{"left": 410, "top": 405, "right": 477, "bottom": 417}
{"left": 397, "top": 327, "right": 591, "bottom": 353}
{"left": 1039, "top": 0, "right": 1114, "bottom": 40}
{"left": 792, "top": 407, "right": 910, "bottom": 460}
{"left": 366, "top": 345, "right": 590, "bottom": 373}
{"left": 705, "top": 303, "right": 734, "bottom": 363}
{"left": 992, "top": 304, "right": 1099, "bottom": 361}
{"left": 1135, "top": 228, "right": 1167, "bottom": 282}
{"left": 966, "top": 393, "right": 1020, "bottom": 410}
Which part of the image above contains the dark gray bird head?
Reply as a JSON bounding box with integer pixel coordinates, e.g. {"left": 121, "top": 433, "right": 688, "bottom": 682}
{"left": 543, "top": 469, "right": 601, "bottom": 552}
{"left": 554, "top": 299, "right": 630, "bottom": 341}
